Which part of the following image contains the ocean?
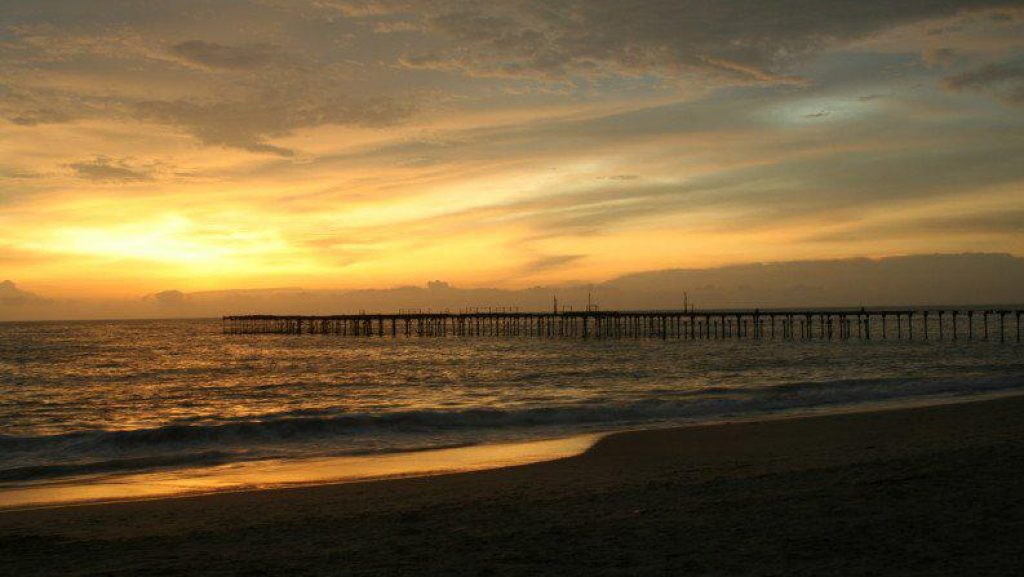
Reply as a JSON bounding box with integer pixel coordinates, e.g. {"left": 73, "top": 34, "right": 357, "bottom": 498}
{"left": 1, "top": 317, "right": 1022, "bottom": 498}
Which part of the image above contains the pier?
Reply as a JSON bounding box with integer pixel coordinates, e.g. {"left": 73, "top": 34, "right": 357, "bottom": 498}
{"left": 223, "top": 308, "right": 1024, "bottom": 342}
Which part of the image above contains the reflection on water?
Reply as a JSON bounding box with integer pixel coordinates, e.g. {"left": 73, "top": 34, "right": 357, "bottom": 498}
{"left": 1, "top": 318, "right": 1022, "bottom": 502}
{"left": 0, "top": 434, "right": 600, "bottom": 510}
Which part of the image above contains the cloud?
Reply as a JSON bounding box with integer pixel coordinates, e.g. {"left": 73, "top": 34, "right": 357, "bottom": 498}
{"left": 803, "top": 110, "right": 832, "bottom": 118}
{"left": 0, "top": 4, "right": 420, "bottom": 154}
{"left": 234, "top": 81, "right": 1023, "bottom": 246}
{"left": 372, "top": 20, "right": 421, "bottom": 33}
{"left": 924, "top": 47, "right": 958, "bottom": 68}
{"left": 0, "top": 84, "right": 100, "bottom": 126}
{"left": 68, "top": 157, "right": 153, "bottom": 182}
{"left": 3, "top": 0, "right": 1016, "bottom": 160}
{"left": 436, "top": 133, "right": 1024, "bottom": 240}
{"left": 6, "top": 107, "right": 76, "bottom": 126}
{"left": 943, "top": 56, "right": 1024, "bottom": 104}
{"left": 168, "top": 40, "right": 283, "bottom": 70}
{"left": 307, "top": 0, "right": 413, "bottom": 18}
{"left": 151, "top": 289, "right": 188, "bottom": 306}
{"left": 523, "top": 254, "right": 585, "bottom": 273}
{"left": 808, "top": 209, "right": 1024, "bottom": 243}
{"left": 0, "top": 167, "right": 44, "bottom": 179}
{"left": 3, "top": 23, "right": 152, "bottom": 63}
{"left": 602, "top": 253, "right": 1024, "bottom": 308}
{"left": 0, "top": 280, "right": 47, "bottom": 306}
{"left": 2, "top": 73, "right": 418, "bottom": 156}
{"left": 1, "top": 0, "right": 1022, "bottom": 296}
{"left": 5, "top": 254, "right": 1023, "bottom": 320}
{"left": 399, "top": 0, "right": 1019, "bottom": 83}
{"left": 134, "top": 94, "right": 417, "bottom": 155}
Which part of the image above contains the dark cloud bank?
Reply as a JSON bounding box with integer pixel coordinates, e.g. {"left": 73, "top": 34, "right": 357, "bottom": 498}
{"left": 2, "top": 253, "right": 1022, "bottom": 321}
{"left": 944, "top": 55, "right": 1024, "bottom": 104}
{"left": 401, "top": 0, "right": 1021, "bottom": 83}
{"left": 3, "top": 0, "right": 1020, "bottom": 157}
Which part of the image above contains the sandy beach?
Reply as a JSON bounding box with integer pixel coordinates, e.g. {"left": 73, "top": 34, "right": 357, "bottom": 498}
{"left": 2, "top": 395, "right": 1023, "bottom": 576}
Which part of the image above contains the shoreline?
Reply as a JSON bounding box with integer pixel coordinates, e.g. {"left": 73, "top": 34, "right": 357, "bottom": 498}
{"left": 0, "top": 434, "right": 602, "bottom": 513}
{"left": 2, "top": 393, "right": 1023, "bottom": 575}
{"left": 3, "top": 388, "right": 1024, "bottom": 512}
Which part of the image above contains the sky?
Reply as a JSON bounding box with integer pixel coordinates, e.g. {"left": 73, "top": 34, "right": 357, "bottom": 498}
{"left": 2, "top": 0, "right": 1023, "bottom": 300}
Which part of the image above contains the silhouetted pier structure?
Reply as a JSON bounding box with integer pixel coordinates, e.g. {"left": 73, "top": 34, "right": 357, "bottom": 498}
{"left": 224, "top": 308, "right": 1024, "bottom": 343}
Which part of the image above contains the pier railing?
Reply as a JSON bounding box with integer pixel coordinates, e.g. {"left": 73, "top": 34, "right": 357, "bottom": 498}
{"left": 223, "top": 308, "right": 1024, "bottom": 342}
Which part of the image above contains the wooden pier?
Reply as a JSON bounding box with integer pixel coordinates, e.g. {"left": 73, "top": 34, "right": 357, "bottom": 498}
{"left": 223, "top": 308, "right": 1024, "bottom": 343}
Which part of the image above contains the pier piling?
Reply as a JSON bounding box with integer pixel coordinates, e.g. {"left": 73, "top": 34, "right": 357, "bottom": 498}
{"left": 222, "top": 307, "right": 1023, "bottom": 343}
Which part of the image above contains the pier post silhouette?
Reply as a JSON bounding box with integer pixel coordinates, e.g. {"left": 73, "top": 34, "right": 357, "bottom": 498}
{"left": 222, "top": 307, "right": 1022, "bottom": 343}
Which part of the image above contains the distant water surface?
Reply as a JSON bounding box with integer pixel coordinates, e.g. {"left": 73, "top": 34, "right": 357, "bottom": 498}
{"left": 1, "top": 318, "right": 1022, "bottom": 489}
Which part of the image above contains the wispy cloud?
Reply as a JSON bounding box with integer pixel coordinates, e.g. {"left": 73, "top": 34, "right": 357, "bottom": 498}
{"left": 0, "top": 0, "right": 1021, "bottom": 296}
{"left": 399, "top": 0, "right": 1019, "bottom": 84}
{"left": 808, "top": 208, "right": 1024, "bottom": 243}
{"left": 67, "top": 157, "right": 153, "bottom": 182}
{"left": 168, "top": 40, "right": 284, "bottom": 71}
{"left": 943, "top": 56, "right": 1024, "bottom": 104}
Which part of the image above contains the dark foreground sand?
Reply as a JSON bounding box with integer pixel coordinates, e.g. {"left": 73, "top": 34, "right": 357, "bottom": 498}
{"left": 3, "top": 396, "right": 1024, "bottom": 576}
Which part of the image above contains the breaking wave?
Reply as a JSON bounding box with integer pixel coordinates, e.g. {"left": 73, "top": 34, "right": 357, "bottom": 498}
{"left": 2, "top": 373, "right": 1021, "bottom": 483}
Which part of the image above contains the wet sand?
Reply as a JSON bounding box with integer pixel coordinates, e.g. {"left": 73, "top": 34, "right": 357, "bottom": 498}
{"left": 2, "top": 395, "right": 1024, "bottom": 576}
{"left": 0, "top": 435, "right": 603, "bottom": 510}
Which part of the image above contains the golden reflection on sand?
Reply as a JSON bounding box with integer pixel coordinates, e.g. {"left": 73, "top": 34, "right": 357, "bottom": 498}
{"left": 0, "top": 434, "right": 602, "bottom": 511}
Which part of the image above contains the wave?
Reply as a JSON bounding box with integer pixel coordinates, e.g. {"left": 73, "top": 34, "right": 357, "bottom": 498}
{"left": 0, "top": 440, "right": 487, "bottom": 484}
{"left": 0, "top": 451, "right": 233, "bottom": 483}
{"left": 1, "top": 373, "right": 1021, "bottom": 485}
{"left": 2, "top": 373, "right": 1021, "bottom": 456}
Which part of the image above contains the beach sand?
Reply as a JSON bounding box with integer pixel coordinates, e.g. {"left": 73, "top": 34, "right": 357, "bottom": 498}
{"left": 2, "top": 395, "right": 1023, "bottom": 576}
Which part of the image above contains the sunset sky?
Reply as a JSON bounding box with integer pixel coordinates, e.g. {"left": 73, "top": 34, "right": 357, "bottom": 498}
{"left": 2, "top": 1, "right": 1023, "bottom": 298}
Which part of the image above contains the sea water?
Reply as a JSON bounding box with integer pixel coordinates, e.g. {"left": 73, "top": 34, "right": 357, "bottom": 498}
{"left": 1, "top": 318, "right": 1022, "bottom": 496}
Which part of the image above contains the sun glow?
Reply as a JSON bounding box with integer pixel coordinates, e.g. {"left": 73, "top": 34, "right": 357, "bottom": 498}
{"left": 55, "top": 216, "right": 227, "bottom": 263}
{"left": 32, "top": 213, "right": 323, "bottom": 286}
{"left": 1, "top": 1, "right": 1021, "bottom": 304}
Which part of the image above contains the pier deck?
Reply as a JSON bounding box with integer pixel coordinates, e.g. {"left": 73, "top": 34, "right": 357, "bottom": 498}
{"left": 223, "top": 308, "right": 1024, "bottom": 342}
